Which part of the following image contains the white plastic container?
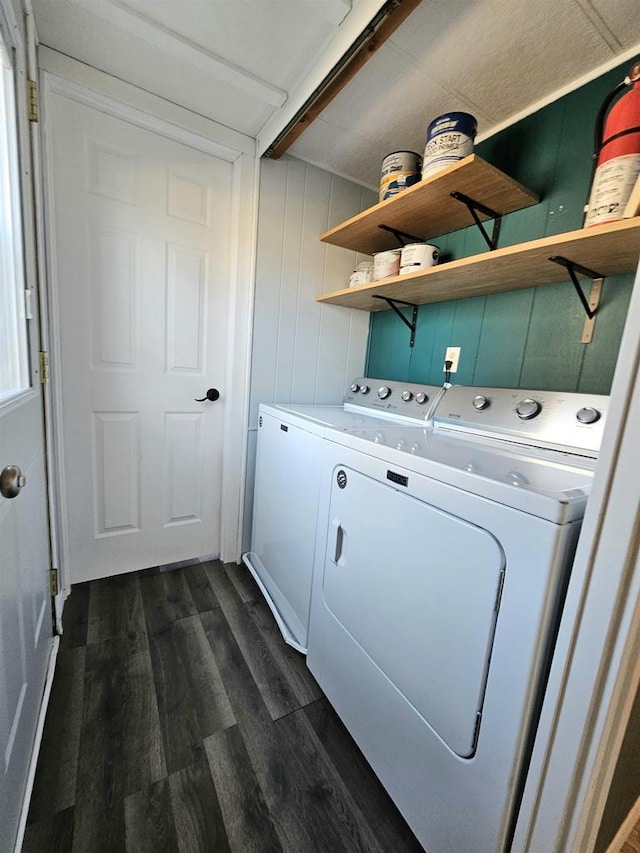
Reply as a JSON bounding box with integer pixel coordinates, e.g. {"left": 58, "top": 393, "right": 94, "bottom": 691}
{"left": 399, "top": 243, "right": 440, "bottom": 274}
{"left": 349, "top": 260, "right": 375, "bottom": 287}
{"left": 373, "top": 249, "right": 402, "bottom": 280}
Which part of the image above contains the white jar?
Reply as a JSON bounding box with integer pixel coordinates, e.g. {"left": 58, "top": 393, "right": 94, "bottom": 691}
{"left": 349, "top": 260, "right": 374, "bottom": 287}
{"left": 399, "top": 243, "right": 440, "bottom": 274}
{"left": 373, "top": 249, "right": 402, "bottom": 281}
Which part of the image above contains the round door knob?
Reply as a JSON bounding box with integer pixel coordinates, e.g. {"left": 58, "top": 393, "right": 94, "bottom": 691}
{"left": 515, "top": 398, "right": 542, "bottom": 420}
{"left": 1, "top": 464, "right": 26, "bottom": 499}
{"left": 378, "top": 386, "right": 391, "bottom": 400}
{"left": 473, "top": 395, "right": 490, "bottom": 410}
{"left": 195, "top": 388, "right": 220, "bottom": 402}
{"left": 576, "top": 406, "right": 600, "bottom": 424}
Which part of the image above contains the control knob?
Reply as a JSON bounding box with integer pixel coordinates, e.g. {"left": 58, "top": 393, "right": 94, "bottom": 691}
{"left": 515, "top": 398, "right": 542, "bottom": 420}
{"left": 378, "top": 386, "right": 391, "bottom": 400}
{"left": 415, "top": 392, "right": 428, "bottom": 405}
{"left": 576, "top": 406, "right": 600, "bottom": 424}
{"left": 350, "top": 383, "right": 360, "bottom": 393}
{"left": 360, "top": 385, "right": 370, "bottom": 395}
{"left": 401, "top": 390, "right": 413, "bottom": 402}
{"left": 472, "top": 395, "right": 490, "bottom": 411}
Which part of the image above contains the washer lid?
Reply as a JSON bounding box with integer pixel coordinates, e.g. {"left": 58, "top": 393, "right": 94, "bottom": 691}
{"left": 264, "top": 403, "right": 433, "bottom": 433}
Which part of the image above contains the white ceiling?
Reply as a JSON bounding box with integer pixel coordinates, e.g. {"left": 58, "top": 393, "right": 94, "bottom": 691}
{"left": 31, "top": 0, "right": 640, "bottom": 189}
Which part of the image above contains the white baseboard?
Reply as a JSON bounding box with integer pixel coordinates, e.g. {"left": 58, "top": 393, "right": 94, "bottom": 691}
{"left": 13, "top": 635, "right": 60, "bottom": 853}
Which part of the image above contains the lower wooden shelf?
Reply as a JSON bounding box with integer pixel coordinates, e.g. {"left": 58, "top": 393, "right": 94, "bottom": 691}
{"left": 316, "top": 217, "right": 640, "bottom": 311}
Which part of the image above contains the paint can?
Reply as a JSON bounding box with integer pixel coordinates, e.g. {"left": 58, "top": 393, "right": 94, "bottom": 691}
{"left": 421, "top": 112, "right": 477, "bottom": 179}
{"left": 373, "top": 249, "right": 402, "bottom": 280}
{"left": 399, "top": 243, "right": 439, "bottom": 274}
{"left": 349, "top": 260, "right": 375, "bottom": 287}
{"left": 379, "top": 151, "right": 422, "bottom": 202}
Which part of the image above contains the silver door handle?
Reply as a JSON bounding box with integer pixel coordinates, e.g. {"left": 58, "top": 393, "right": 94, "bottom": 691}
{"left": 1, "top": 465, "right": 26, "bottom": 499}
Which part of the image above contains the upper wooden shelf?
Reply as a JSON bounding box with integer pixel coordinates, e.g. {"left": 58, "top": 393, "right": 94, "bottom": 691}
{"left": 319, "top": 154, "right": 540, "bottom": 255}
{"left": 316, "top": 217, "right": 640, "bottom": 311}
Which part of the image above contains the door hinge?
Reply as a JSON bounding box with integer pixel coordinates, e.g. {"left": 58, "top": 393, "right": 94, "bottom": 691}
{"left": 27, "top": 79, "right": 38, "bottom": 122}
{"left": 49, "top": 568, "right": 59, "bottom": 597}
{"left": 39, "top": 351, "right": 49, "bottom": 384}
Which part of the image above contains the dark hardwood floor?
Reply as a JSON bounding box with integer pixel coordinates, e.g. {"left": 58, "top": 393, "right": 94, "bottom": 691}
{"left": 24, "top": 560, "right": 425, "bottom": 852}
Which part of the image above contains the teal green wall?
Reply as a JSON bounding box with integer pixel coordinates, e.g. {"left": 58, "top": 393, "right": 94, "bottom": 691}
{"left": 366, "top": 61, "right": 636, "bottom": 394}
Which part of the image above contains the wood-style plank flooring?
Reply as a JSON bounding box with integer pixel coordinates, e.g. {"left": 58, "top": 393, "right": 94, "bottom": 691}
{"left": 24, "top": 561, "right": 425, "bottom": 852}
{"left": 622, "top": 823, "right": 640, "bottom": 853}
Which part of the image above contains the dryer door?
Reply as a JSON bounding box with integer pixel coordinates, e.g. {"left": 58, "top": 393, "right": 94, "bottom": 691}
{"left": 323, "top": 465, "right": 505, "bottom": 757}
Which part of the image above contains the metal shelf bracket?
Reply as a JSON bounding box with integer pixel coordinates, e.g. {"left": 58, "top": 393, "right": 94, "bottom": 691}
{"left": 450, "top": 191, "right": 502, "bottom": 250}
{"left": 372, "top": 295, "right": 419, "bottom": 347}
{"left": 549, "top": 255, "right": 605, "bottom": 344}
{"left": 377, "top": 224, "right": 425, "bottom": 247}
{"left": 549, "top": 255, "right": 604, "bottom": 319}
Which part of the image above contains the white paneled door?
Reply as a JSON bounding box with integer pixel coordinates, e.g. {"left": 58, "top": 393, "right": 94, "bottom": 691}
{"left": 0, "top": 23, "right": 52, "bottom": 851}
{"left": 47, "top": 92, "right": 233, "bottom": 582}
{"left": 0, "top": 396, "right": 51, "bottom": 851}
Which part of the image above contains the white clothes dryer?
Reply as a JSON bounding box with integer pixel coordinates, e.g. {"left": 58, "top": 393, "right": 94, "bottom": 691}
{"left": 306, "top": 384, "right": 608, "bottom": 853}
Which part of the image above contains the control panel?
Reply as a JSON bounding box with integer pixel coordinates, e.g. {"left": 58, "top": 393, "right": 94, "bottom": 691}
{"left": 434, "top": 386, "right": 609, "bottom": 456}
{"left": 344, "top": 377, "right": 444, "bottom": 422}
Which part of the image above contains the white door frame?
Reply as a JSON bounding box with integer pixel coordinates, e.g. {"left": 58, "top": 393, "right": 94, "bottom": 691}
{"left": 38, "top": 49, "right": 258, "bottom": 602}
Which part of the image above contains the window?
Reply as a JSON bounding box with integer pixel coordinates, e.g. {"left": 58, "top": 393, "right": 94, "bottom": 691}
{"left": 0, "top": 28, "right": 28, "bottom": 404}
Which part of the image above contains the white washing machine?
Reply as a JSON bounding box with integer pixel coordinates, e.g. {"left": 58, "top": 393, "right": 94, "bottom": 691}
{"left": 243, "top": 378, "right": 446, "bottom": 653}
{"left": 306, "top": 384, "right": 608, "bottom": 853}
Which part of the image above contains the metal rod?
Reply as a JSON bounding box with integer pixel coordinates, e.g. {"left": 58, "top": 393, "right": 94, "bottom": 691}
{"left": 450, "top": 191, "right": 502, "bottom": 250}
{"left": 450, "top": 191, "right": 501, "bottom": 220}
{"left": 378, "top": 224, "right": 425, "bottom": 247}
{"left": 491, "top": 215, "right": 502, "bottom": 249}
{"left": 548, "top": 256, "right": 606, "bottom": 320}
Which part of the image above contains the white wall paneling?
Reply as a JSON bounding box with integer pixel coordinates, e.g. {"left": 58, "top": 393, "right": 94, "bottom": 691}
{"left": 249, "top": 154, "right": 373, "bottom": 427}
{"left": 243, "top": 154, "right": 373, "bottom": 550}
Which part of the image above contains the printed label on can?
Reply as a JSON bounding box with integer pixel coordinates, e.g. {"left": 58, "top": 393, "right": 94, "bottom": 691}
{"left": 400, "top": 243, "right": 440, "bottom": 270}
{"left": 422, "top": 112, "right": 477, "bottom": 180}
{"left": 380, "top": 151, "right": 422, "bottom": 201}
{"left": 585, "top": 154, "right": 640, "bottom": 226}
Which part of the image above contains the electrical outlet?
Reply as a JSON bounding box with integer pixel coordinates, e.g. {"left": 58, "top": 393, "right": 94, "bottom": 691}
{"left": 444, "top": 346, "right": 461, "bottom": 373}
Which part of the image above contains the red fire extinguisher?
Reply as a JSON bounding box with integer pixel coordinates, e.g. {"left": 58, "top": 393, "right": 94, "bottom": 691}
{"left": 584, "top": 62, "right": 640, "bottom": 226}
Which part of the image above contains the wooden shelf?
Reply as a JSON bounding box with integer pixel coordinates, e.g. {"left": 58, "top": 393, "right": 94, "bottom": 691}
{"left": 316, "top": 218, "right": 640, "bottom": 311}
{"left": 319, "top": 154, "right": 540, "bottom": 254}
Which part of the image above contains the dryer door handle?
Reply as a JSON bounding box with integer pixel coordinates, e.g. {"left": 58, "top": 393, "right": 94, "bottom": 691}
{"left": 332, "top": 520, "right": 346, "bottom": 565}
